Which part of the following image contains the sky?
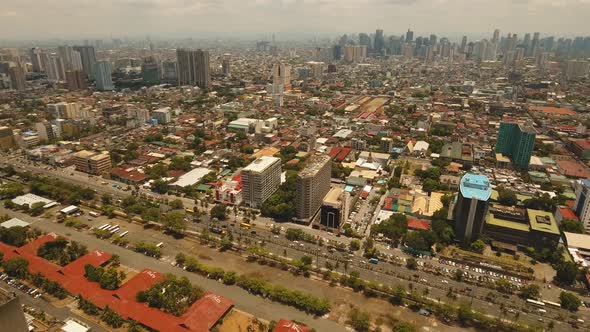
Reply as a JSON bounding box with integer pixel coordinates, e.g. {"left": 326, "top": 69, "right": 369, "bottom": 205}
{"left": 2, "top": 0, "right": 590, "bottom": 41}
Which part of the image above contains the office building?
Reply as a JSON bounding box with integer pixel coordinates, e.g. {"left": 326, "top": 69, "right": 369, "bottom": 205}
{"left": 405, "top": 29, "right": 414, "bottom": 42}
{"left": 574, "top": 179, "right": 590, "bottom": 232}
{"left": 35, "top": 121, "right": 58, "bottom": 142}
{"left": 94, "top": 61, "right": 114, "bottom": 91}
{"left": 73, "top": 150, "right": 111, "bottom": 175}
{"left": 142, "top": 56, "right": 160, "bottom": 84}
{"left": 320, "top": 187, "right": 349, "bottom": 229}
{"left": 242, "top": 156, "right": 282, "bottom": 208}
{"left": 454, "top": 173, "right": 492, "bottom": 243}
{"left": 152, "top": 107, "right": 172, "bottom": 124}
{"left": 57, "top": 45, "right": 74, "bottom": 70}
{"left": 343, "top": 45, "right": 366, "bottom": 62}
{"left": 8, "top": 67, "right": 25, "bottom": 90}
{"left": 374, "top": 29, "right": 385, "bottom": 54}
{"left": 66, "top": 70, "right": 87, "bottom": 90}
{"left": 0, "top": 127, "right": 15, "bottom": 150}
{"left": 273, "top": 62, "right": 291, "bottom": 88}
{"left": 296, "top": 154, "right": 332, "bottom": 221}
{"left": 162, "top": 60, "right": 177, "bottom": 82}
{"left": 0, "top": 287, "right": 28, "bottom": 332}
{"left": 176, "top": 48, "right": 210, "bottom": 88}
{"left": 29, "top": 47, "right": 44, "bottom": 72}
{"left": 73, "top": 46, "right": 97, "bottom": 79}
{"left": 495, "top": 122, "right": 536, "bottom": 169}
{"left": 222, "top": 53, "right": 231, "bottom": 77}
{"left": 45, "top": 54, "right": 66, "bottom": 83}
{"left": 565, "top": 60, "right": 589, "bottom": 80}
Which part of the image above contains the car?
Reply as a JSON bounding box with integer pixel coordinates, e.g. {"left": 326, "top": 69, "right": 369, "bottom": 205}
{"left": 441, "top": 280, "right": 449, "bottom": 284}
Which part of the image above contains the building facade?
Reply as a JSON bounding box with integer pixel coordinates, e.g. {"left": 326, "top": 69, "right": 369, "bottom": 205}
{"left": 241, "top": 156, "right": 282, "bottom": 208}
{"left": 495, "top": 122, "right": 536, "bottom": 169}
{"left": 454, "top": 173, "right": 492, "bottom": 243}
{"left": 94, "top": 61, "right": 114, "bottom": 91}
{"left": 176, "top": 48, "right": 210, "bottom": 88}
{"left": 296, "top": 154, "right": 332, "bottom": 221}
{"left": 73, "top": 150, "right": 111, "bottom": 175}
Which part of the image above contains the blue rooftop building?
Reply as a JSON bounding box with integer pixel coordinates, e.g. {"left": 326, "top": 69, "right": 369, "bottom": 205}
{"left": 454, "top": 173, "right": 492, "bottom": 243}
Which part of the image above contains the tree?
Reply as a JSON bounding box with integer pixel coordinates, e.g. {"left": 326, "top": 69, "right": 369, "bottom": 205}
{"left": 495, "top": 278, "right": 515, "bottom": 294}
{"left": 349, "top": 240, "right": 361, "bottom": 251}
{"left": 141, "top": 207, "right": 160, "bottom": 223}
{"left": 497, "top": 187, "right": 517, "bottom": 206}
{"left": 210, "top": 204, "right": 227, "bottom": 220}
{"left": 101, "top": 306, "right": 123, "bottom": 328}
{"left": 100, "top": 267, "right": 124, "bottom": 290}
{"left": 560, "top": 219, "right": 585, "bottom": 234}
{"left": 457, "top": 302, "right": 474, "bottom": 325}
{"left": 405, "top": 232, "right": 432, "bottom": 251}
{"left": 3, "top": 257, "right": 29, "bottom": 278}
{"left": 519, "top": 284, "right": 541, "bottom": 299}
{"left": 347, "top": 307, "right": 371, "bottom": 332}
{"left": 151, "top": 180, "right": 168, "bottom": 194}
{"left": 136, "top": 274, "right": 203, "bottom": 316}
{"left": 163, "top": 211, "right": 186, "bottom": 235}
{"left": 560, "top": 291, "right": 582, "bottom": 311}
{"left": 30, "top": 202, "right": 45, "bottom": 216}
{"left": 406, "top": 258, "right": 418, "bottom": 270}
{"left": 0, "top": 226, "right": 29, "bottom": 246}
{"left": 555, "top": 261, "right": 579, "bottom": 286}
{"left": 392, "top": 322, "right": 417, "bottom": 332}
{"left": 389, "top": 286, "right": 405, "bottom": 305}
{"left": 469, "top": 240, "right": 486, "bottom": 254}
{"left": 371, "top": 213, "right": 407, "bottom": 242}
{"left": 0, "top": 182, "right": 24, "bottom": 199}
{"left": 101, "top": 193, "right": 112, "bottom": 205}
{"left": 169, "top": 199, "right": 184, "bottom": 210}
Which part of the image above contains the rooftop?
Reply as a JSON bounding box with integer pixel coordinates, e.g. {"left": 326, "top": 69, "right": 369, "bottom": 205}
{"left": 527, "top": 209, "right": 559, "bottom": 235}
{"left": 323, "top": 187, "right": 343, "bottom": 205}
{"left": 243, "top": 156, "right": 280, "bottom": 173}
{"left": 460, "top": 173, "right": 491, "bottom": 201}
{"left": 486, "top": 213, "right": 531, "bottom": 232}
{"left": 0, "top": 218, "right": 30, "bottom": 229}
{"left": 564, "top": 232, "right": 590, "bottom": 251}
{"left": 299, "top": 154, "right": 331, "bottom": 177}
{"left": 171, "top": 168, "right": 212, "bottom": 187}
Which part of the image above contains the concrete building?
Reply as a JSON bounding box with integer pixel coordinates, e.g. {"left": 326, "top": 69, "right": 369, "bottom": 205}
{"left": 495, "top": 122, "right": 536, "bottom": 169}
{"left": 176, "top": 48, "right": 210, "bottom": 88}
{"left": 565, "top": 60, "right": 589, "bottom": 80}
{"left": 454, "top": 173, "right": 492, "bottom": 243}
{"left": 0, "top": 126, "right": 15, "bottom": 150}
{"left": 242, "top": 156, "right": 282, "bottom": 208}
{"left": 73, "top": 45, "right": 97, "bottom": 79}
{"left": 296, "top": 154, "right": 332, "bottom": 222}
{"left": 30, "top": 47, "right": 45, "bottom": 72}
{"left": 66, "top": 70, "right": 87, "bottom": 90}
{"left": 142, "top": 56, "right": 160, "bottom": 84}
{"left": 162, "top": 60, "right": 177, "bottom": 82}
{"left": 320, "top": 187, "right": 349, "bottom": 229}
{"left": 0, "top": 287, "right": 28, "bottom": 332}
{"left": 45, "top": 53, "right": 66, "bottom": 83}
{"left": 94, "top": 61, "right": 114, "bottom": 91}
{"left": 73, "top": 150, "right": 111, "bottom": 175}
{"left": 35, "top": 121, "right": 58, "bottom": 142}
{"left": 574, "top": 179, "right": 590, "bottom": 232}
{"left": 343, "top": 45, "right": 367, "bottom": 62}
{"left": 8, "top": 67, "right": 25, "bottom": 90}
{"left": 222, "top": 53, "right": 231, "bottom": 77}
{"left": 152, "top": 107, "right": 172, "bottom": 124}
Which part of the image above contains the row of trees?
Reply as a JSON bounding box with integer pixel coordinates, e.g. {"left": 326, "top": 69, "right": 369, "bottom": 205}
{"left": 133, "top": 241, "right": 162, "bottom": 258}
{"left": 29, "top": 175, "right": 95, "bottom": 205}
{"left": 0, "top": 226, "right": 40, "bottom": 247}
{"left": 78, "top": 296, "right": 123, "bottom": 328}
{"left": 175, "top": 253, "right": 331, "bottom": 315}
{"left": 30, "top": 272, "right": 68, "bottom": 299}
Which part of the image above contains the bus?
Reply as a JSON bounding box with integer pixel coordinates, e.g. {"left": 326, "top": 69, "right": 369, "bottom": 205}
{"left": 527, "top": 299, "right": 545, "bottom": 307}
{"left": 89, "top": 211, "right": 99, "bottom": 218}
{"left": 240, "top": 222, "right": 252, "bottom": 229}
{"left": 98, "top": 224, "right": 109, "bottom": 230}
{"left": 543, "top": 300, "right": 561, "bottom": 308}
{"left": 109, "top": 227, "right": 120, "bottom": 234}
{"left": 156, "top": 242, "right": 164, "bottom": 248}
{"left": 119, "top": 231, "right": 129, "bottom": 237}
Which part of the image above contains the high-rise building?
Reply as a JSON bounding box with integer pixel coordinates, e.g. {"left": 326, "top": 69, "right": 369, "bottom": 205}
{"left": 359, "top": 33, "right": 371, "bottom": 49}
{"left": 0, "top": 287, "right": 28, "bottom": 332}
{"left": 152, "top": 107, "right": 172, "bottom": 124}
{"left": 35, "top": 121, "right": 57, "bottom": 142}
{"left": 405, "top": 29, "right": 414, "bottom": 43}
{"left": 453, "top": 173, "right": 492, "bottom": 243}
{"left": 57, "top": 45, "right": 74, "bottom": 71}
{"left": 565, "top": 60, "right": 589, "bottom": 80}
{"left": 495, "top": 122, "right": 536, "bottom": 169}
{"left": 8, "top": 67, "right": 25, "bottom": 90}
{"left": 242, "top": 156, "right": 282, "bottom": 208}
{"left": 30, "top": 47, "right": 44, "bottom": 72}
{"left": 343, "top": 45, "right": 366, "bottom": 62}
{"left": 523, "top": 33, "right": 531, "bottom": 54}
{"left": 176, "top": 48, "right": 210, "bottom": 88}
{"left": 530, "top": 32, "right": 540, "bottom": 57}
{"left": 141, "top": 56, "right": 160, "bottom": 84}
{"left": 374, "top": 29, "right": 385, "bottom": 54}
{"left": 66, "top": 70, "right": 87, "bottom": 90}
{"left": 222, "top": 53, "right": 231, "bottom": 77}
{"left": 162, "top": 60, "right": 177, "bottom": 82}
{"left": 45, "top": 54, "right": 66, "bottom": 83}
{"left": 574, "top": 179, "right": 590, "bottom": 231}
{"left": 296, "top": 154, "right": 332, "bottom": 221}
{"left": 320, "top": 187, "right": 350, "bottom": 230}
{"left": 73, "top": 46, "right": 97, "bottom": 79}
{"left": 492, "top": 29, "right": 500, "bottom": 43}
{"left": 71, "top": 50, "right": 83, "bottom": 71}
{"left": 460, "top": 36, "right": 467, "bottom": 53}
{"left": 0, "top": 126, "right": 15, "bottom": 150}
{"left": 94, "top": 61, "right": 114, "bottom": 91}
{"left": 73, "top": 150, "right": 111, "bottom": 175}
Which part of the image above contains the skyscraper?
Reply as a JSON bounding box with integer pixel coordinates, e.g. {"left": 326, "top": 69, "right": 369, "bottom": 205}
{"left": 460, "top": 36, "right": 467, "bottom": 53}
{"left": 162, "top": 60, "right": 177, "bottom": 82}
{"left": 374, "top": 29, "right": 385, "bottom": 54}
{"left": 242, "top": 156, "right": 282, "bottom": 208}
{"left": 454, "top": 173, "right": 492, "bottom": 243}
{"left": 359, "top": 33, "right": 371, "bottom": 49}
{"left": 57, "top": 45, "right": 74, "bottom": 71}
{"left": 492, "top": 29, "right": 500, "bottom": 43}
{"left": 94, "top": 61, "right": 114, "bottom": 91}
{"left": 176, "top": 48, "right": 210, "bottom": 88}
{"left": 565, "top": 60, "right": 589, "bottom": 80}
{"left": 530, "top": 32, "right": 540, "bottom": 57}
{"left": 296, "top": 154, "right": 332, "bottom": 222}
{"left": 45, "top": 54, "right": 66, "bottom": 83}
{"left": 574, "top": 179, "right": 590, "bottom": 232}
{"left": 66, "top": 70, "right": 87, "bottom": 90}
{"left": 73, "top": 46, "right": 97, "bottom": 79}
{"left": 222, "top": 53, "right": 231, "bottom": 77}
{"left": 141, "top": 56, "right": 160, "bottom": 84}
{"left": 405, "top": 29, "right": 414, "bottom": 43}
{"left": 29, "top": 47, "right": 44, "bottom": 72}
{"left": 8, "top": 67, "right": 25, "bottom": 91}
{"left": 495, "top": 122, "right": 536, "bottom": 169}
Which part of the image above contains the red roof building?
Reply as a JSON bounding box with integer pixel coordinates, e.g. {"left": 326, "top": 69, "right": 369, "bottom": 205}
{"left": 272, "top": 319, "right": 311, "bottom": 332}
{"left": 407, "top": 218, "right": 431, "bottom": 231}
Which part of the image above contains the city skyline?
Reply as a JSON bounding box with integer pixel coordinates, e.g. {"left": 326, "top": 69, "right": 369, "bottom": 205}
{"left": 1, "top": 0, "right": 590, "bottom": 41}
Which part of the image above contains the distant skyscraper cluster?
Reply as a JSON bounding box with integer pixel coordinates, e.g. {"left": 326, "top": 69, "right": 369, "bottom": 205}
{"left": 176, "top": 48, "right": 210, "bottom": 89}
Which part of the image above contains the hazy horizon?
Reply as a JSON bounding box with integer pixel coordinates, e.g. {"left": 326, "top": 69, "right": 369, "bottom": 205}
{"left": 2, "top": 0, "right": 590, "bottom": 41}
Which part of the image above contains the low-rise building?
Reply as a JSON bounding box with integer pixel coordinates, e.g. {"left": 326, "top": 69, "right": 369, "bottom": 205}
{"left": 73, "top": 150, "right": 111, "bottom": 175}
